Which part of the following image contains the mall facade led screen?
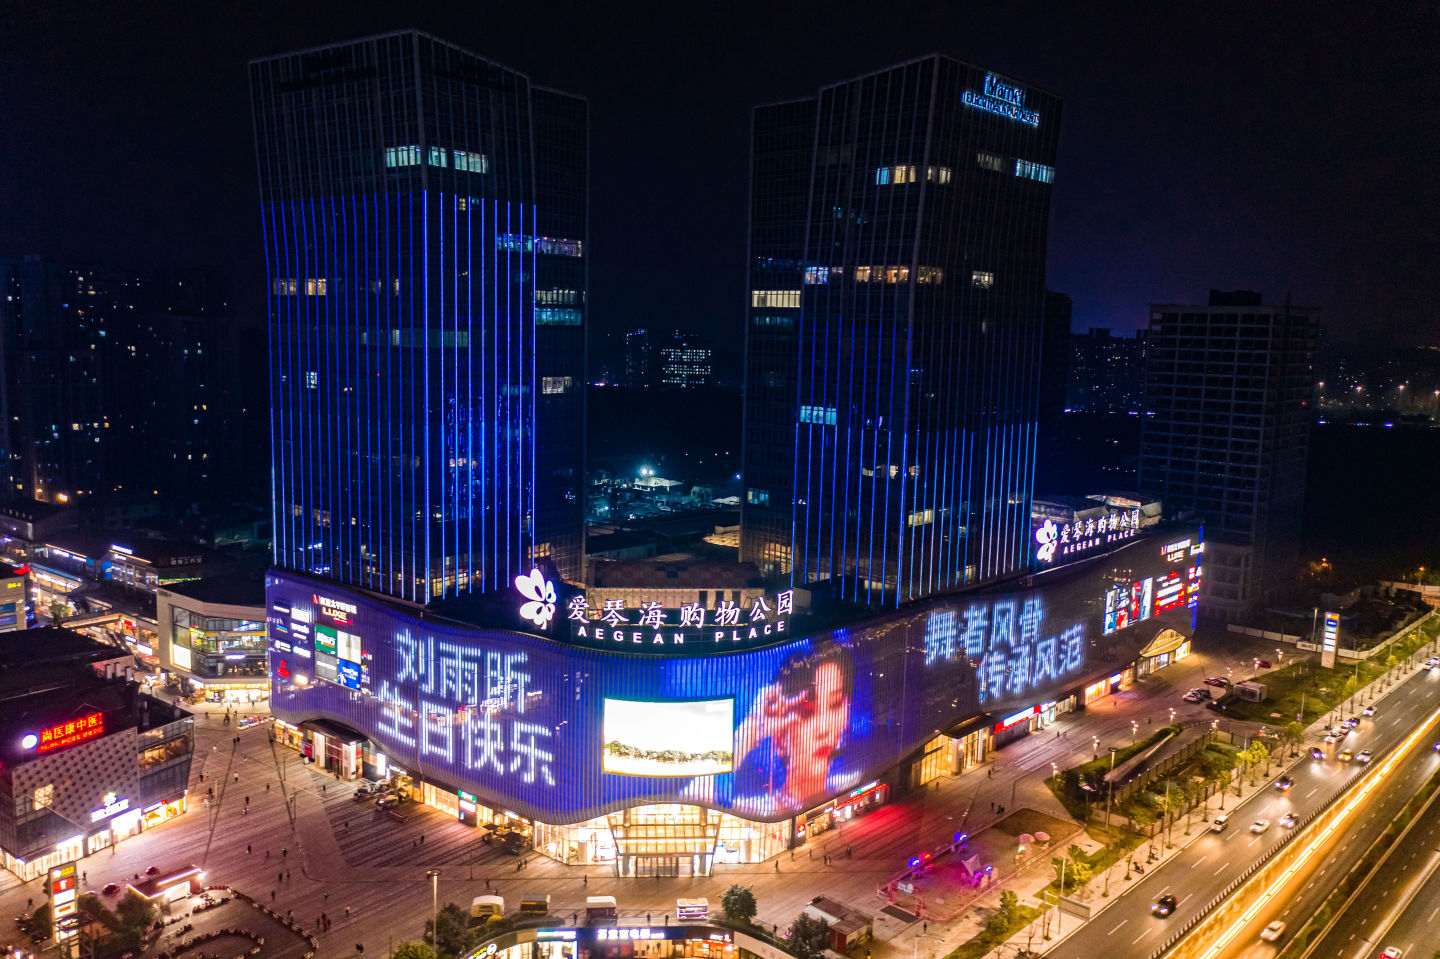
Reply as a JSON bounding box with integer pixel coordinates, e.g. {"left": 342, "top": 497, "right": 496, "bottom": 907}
{"left": 268, "top": 529, "right": 1200, "bottom": 823}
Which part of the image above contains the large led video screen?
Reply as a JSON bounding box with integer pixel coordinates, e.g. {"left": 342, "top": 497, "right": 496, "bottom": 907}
{"left": 602, "top": 699, "right": 734, "bottom": 776}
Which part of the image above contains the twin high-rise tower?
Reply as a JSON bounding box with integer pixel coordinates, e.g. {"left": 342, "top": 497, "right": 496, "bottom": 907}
{"left": 253, "top": 35, "right": 1058, "bottom": 610}
{"left": 251, "top": 32, "right": 586, "bottom": 604}
{"left": 742, "top": 57, "right": 1062, "bottom": 604}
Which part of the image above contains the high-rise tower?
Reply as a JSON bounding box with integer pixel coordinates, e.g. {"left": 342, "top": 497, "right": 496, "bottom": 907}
{"left": 742, "top": 57, "right": 1062, "bottom": 605}
{"left": 250, "top": 31, "right": 587, "bottom": 604}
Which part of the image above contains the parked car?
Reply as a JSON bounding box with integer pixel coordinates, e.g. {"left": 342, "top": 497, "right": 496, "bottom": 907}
{"left": 1250, "top": 819, "right": 1270, "bottom": 834}
{"left": 101, "top": 883, "right": 119, "bottom": 896}
{"left": 1151, "top": 894, "right": 1178, "bottom": 917}
{"left": 1203, "top": 677, "right": 1228, "bottom": 688}
{"left": 1255, "top": 660, "right": 1272, "bottom": 669}
{"left": 1280, "top": 813, "right": 1297, "bottom": 828}
{"left": 1183, "top": 691, "right": 1204, "bottom": 703}
{"left": 1260, "top": 921, "right": 1286, "bottom": 941}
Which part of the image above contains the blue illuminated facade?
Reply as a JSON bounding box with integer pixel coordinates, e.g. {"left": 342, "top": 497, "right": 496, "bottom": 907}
{"left": 267, "top": 528, "right": 1197, "bottom": 826}
{"left": 742, "top": 56, "right": 1062, "bottom": 605}
{"left": 250, "top": 32, "right": 586, "bottom": 604}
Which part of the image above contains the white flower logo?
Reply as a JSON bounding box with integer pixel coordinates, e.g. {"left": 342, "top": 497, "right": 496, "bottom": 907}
{"left": 514, "top": 568, "right": 557, "bottom": 628}
{"left": 1034, "top": 519, "right": 1059, "bottom": 563}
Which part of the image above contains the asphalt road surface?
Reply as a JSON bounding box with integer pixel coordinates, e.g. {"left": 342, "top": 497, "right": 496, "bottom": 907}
{"left": 1048, "top": 662, "right": 1440, "bottom": 959}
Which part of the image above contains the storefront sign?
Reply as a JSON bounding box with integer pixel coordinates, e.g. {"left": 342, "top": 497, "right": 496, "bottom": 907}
{"left": 49, "top": 862, "right": 79, "bottom": 947}
{"left": 565, "top": 589, "right": 796, "bottom": 648}
{"left": 90, "top": 792, "right": 130, "bottom": 822}
{"left": 313, "top": 594, "right": 358, "bottom": 624}
{"left": 37, "top": 712, "right": 103, "bottom": 753}
{"left": 994, "top": 705, "right": 1039, "bottom": 731}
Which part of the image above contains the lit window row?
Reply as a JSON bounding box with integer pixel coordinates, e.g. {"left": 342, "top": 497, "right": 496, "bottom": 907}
{"left": 541, "top": 376, "right": 574, "bottom": 395}
{"left": 271, "top": 279, "right": 326, "bottom": 296}
{"left": 746, "top": 488, "right": 770, "bottom": 505}
{"left": 976, "top": 151, "right": 1006, "bottom": 172}
{"left": 752, "top": 290, "right": 801, "bottom": 308}
{"left": 752, "top": 314, "right": 795, "bottom": 329}
{"left": 495, "top": 235, "right": 584, "bottom": 257}
{"left": 535, "top": 288, "right": 580, "bottom": 305}
{"left": 874, "top": 165, "right": 952, "bottom": 185}
{"left": 384, "top": 145, "right": 490, "bottom": 173}
{"left": 536, "top": 307, "right": 582, "bottom": 326}
{"left": 799, "top": 404, "right": 837, "bottom": 425}
{"left": 1015, "top": 159, "right": 1055, "bottom": 183}
{"left": 972, "top": 270, "right": 995, "bottom": 289}
{"left": 803, "top": 265, "right": 944, "bottom": 284}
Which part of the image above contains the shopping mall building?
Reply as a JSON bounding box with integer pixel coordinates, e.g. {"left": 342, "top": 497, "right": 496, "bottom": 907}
{"left": 267, "top": 521, "right": 1201, "bottom": 876}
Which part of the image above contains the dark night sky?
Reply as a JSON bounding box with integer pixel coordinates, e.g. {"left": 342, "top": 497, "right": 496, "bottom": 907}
{"left": 3, "top": 1, "right": 1437, "bottom": 373}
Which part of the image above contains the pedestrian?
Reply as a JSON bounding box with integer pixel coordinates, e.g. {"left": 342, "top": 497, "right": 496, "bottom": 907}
{"left": 266, "top": 850, "right": 271, "bottom": 859}
{"left": 583, "top": 874, "right": 588, "bottom": 885}
{"left": 279, "top": 871, "right": 284, "bottom": 884}
{"left": 234, "top": 773, "right": 239, "bottom": 783}
{"left": 990, "top": 801, "right": 994, "bottom": 811}
{"left": 266, "top": 782, "right": 271, "bottom": 791}
{"left": 808, "top": 849, "right": 813, "bottom": 860}
{"left": 988, "top": 768, "right": 992, "bottom": 779}
{"left": 847, "top": 845, "right": 852, "bottom": 858}
{"left": 346, "top": 906, "right": 351, "bottom": 919}
{"left": 420, "top": 833, "right": 424, "bottom": 844}
{"left": 82, "top": 871, "right": 86, "bottom": 884}
{"left": 245, "top": 795, "right": 250, "bottom": 805}
{"left": 325, "top": 892, "right": 329, "bottom": 903}
{"left": 323, "top": 783, "right": 327, "bottom": 794}
{"left": 286, "top": 869, "right": 291, "bottom": 881}
{"left": 923, "top": 922, "right": 928, "bottom": 934}
{"left": 344, "top": 821, "right": 349, "bottom": 830}
{"left": 790, "top": 849, "right": 795, "bottom": 860}
{"left": 247, "top": 844, "right": 252, "bottom": 854}
{"left": 647, "top": 913, "right": 652, "bottom": 924}
{"left": 199, "top": 772, "right": 204, "bottom": 782}
{"left": 271, "top": 890, "right": 276, "bottom": 902}
{"left": 283, "top": 847, "right": 288, "bottom": 859}
{"left": 774, "top": 861, "right": 780, "bottom": 873}
{"left": 288, "top": 909, "right": 293, "bottom": 921}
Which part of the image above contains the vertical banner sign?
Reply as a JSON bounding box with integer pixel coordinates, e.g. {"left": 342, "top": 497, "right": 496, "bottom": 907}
{"left": 49, "top": 861, "right": 79, "bottom": 956}
{"left": 1321, "top": 612, "right": 1340, "bottom": 669}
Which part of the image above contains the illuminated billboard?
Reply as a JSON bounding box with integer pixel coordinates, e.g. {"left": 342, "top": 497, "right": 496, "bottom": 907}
{"left": 267, "top": 526, "right": 1198, "bottom": 823}
{"left": 602, "top": 699, "right": 734, "bottom": 776}
{"left": 37, "top": 713, "right": 103, "bottom": 754}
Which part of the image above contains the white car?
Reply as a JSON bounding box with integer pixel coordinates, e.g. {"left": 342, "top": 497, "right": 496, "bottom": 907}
{"left": 1250, "top": 819, "right": 1269, "bottom": 834}
{"left": 1260, "top": 920, "right": 1285, "bottom": 941}
{"left": 1362, "top": 705, "right": 1376, "bottom": 717}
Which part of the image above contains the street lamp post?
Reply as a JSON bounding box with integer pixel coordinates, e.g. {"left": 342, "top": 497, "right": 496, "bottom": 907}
{"left": 1131, "top": 720, "right": 1138, "bottom": 744}
{"left": 427, "top": 869, "right": 440, "bottom": 954}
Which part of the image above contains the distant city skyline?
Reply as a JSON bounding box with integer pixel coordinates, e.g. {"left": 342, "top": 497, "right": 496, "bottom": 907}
{"left": 3, "top": 2, "right": 1437, "bottom": 374}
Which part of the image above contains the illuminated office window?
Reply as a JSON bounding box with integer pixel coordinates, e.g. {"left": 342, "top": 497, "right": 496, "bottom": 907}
{"left": 751, "top": 290, "right": 801, "bottom": 309}
{"left": 751, "top": 314, "right": 795, "bottom": 329}
{"left": 746, "top": 488, "right": 770, "bottom": 505}
{"left": 1014, "top": 159, "right": 1055, "bottom": 183}
{"left": 915, "top": 266, "right": 944, "bottom": 284}
{"left": 975, "top": 151, "right": 1006, "bottom": 172}
{"left": 799, "top": 405, "right": 837, "bottom": 426}
{"left": 926, "top": 166, "right": 952, "bottom": 183}
{"left": 804, "top": 266, "right": 831, "bottom": 285}
{"left": 272, "top": 279, "right": 298, "bottom": 295}
{"left": 875, "top": 164, "right": 917, "bottom": 185}
{"left": 535, "top": 288, "right": 579, "bottom": 305}
{"left": 907, "top": 509, "right": 936, "bottom": 527}
{"left": 535, "top": 308, "right": 583, "bottom": 326}
{"left": 305, "top": 371, "right": 318, "bottom": 389}
{"left": 305, "top": 278, "right": 327, "bottom": 296}
{"left": 428, "top": 146, "right": 448, "bottom": 167}
{"left": 452, "top": 150, "right": 489, "bottom": 173}
{"left": 971, "top": 271, "right": 995, "bottom": 290}
{"left": 535, "top": 236, "right": 584, "bottom": 257}
{"left": 385, "top": 145, "right": 421, "bottom": 167}
{"left": 542, "top": 376, "right": 574, "bottom": 395}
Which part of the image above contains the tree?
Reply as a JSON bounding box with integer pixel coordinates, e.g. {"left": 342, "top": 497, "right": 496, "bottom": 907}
{"left": 392, "top": 944, "right": 437, "bottom": 959}
{"left": 721, "top": 884, "right": 758, "bottom": 924}
{"left": 984, "top": 892, "right": 1019, "bottom": 937}
{"left": 1282, "top": 722, "right": 1305, "bottom": 757}
{"left": 47, "top": 599, "right": 69, "bottom": 623}
{"left": 786, "top": 913, "right": 831, "bottom": 959}
{"left": 423, "top": 903, "right": 478, "bottom": 959}
{"left": 114, "top": 891, "right": 155, "bottom": 932}
{"left": 998, "top": 889, "right": 1019, "bottom": 919}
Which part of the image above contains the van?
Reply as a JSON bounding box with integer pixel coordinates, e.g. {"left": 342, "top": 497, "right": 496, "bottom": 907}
{"left": 519, "top": 893, "right": 550, "bottom": 917}
{"left": 1210, "top": 813, "right": 1229, "bottom": 832}
{"left": 676, "top": 898, "right": 710, "bottom": 922}
{"left": 471, "top": 895, "right": 505, "bottom": 921}
{"left": 585, "top": 896, "right": 617, "bottom": 924}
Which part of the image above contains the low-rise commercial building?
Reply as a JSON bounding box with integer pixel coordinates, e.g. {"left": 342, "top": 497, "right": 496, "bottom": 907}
{"left": 156, "top": 572, "right": 268, "bottom": 704}
{"left": 0, "top": 628, "right": 193, "bottom": 878}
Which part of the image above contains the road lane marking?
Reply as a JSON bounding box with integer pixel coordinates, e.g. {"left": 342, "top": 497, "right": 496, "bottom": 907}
{"left": 1108, "top": 920, "right": 1127, "bottom": 934}
{"left": 1192, "top": 855, "right": 1208, "bottom": 869}
{"left": 1132, "top": 928, "right": 1154, "bottom": 944}
{"left": 1305, "top": 787, "right": 1318, "bottom": 798}
{"left": 1214, "top": 862, "right": 1229, "bottom": 875}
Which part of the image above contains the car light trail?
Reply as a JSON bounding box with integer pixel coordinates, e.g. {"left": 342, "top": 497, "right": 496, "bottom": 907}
{"left": 1194, "top": 704, "right": 1440, "bottom": 959}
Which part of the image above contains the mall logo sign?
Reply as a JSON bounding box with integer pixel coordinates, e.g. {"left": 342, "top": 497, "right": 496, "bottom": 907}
{"left": 564, "top": 590, "right": 796, "bottom": 647}
{"left": 514, "top": 568, "right": 557, "bottom": 629}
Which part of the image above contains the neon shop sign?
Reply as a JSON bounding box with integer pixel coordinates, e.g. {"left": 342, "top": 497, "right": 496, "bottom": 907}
{"left": 922, "top": 596, "right": 1085, "bottom": 703}
{"left": 563, "top": 590, "right": 797, "bottom": 648}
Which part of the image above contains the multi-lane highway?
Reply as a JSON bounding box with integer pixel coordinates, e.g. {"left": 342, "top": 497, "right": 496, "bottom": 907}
{"left": 1301, "top": 764, "right": 1440, "bottom": 959}
{"left": 1048, "top": 661, "right": 1440, "bottom": 959}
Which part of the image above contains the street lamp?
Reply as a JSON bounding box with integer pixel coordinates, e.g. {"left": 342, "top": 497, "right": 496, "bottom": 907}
{"left": 1092, "top": 735, "right": 1099, "bottom": 759}
{"left": 1168, "top": 707, "right": 1175, "bottom": 725}
{"left": 426, "top": 869, "right": 440, "bottom": 953}
{"left": 1131, "top": 720, "right": 1138, "bottom": 744}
